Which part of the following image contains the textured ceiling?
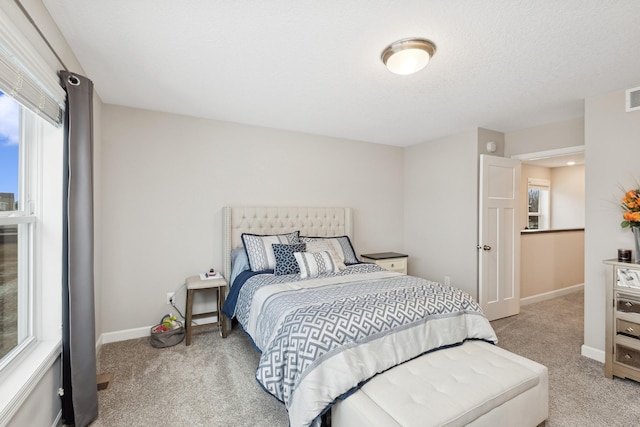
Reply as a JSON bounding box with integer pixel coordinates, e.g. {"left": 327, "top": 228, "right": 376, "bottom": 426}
{"left": 42, "top": 0, "right": 640, "bottom": 147}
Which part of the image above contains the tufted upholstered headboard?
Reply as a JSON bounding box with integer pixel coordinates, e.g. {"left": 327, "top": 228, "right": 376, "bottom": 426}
{"left": 222, "top": 206, "right": 353, "bottom": 282}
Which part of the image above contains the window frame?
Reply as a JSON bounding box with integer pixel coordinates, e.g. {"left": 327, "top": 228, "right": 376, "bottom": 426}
{"left": 0, "top": 96, "right": 63, "bottom": 425}
{"left": 0, "top": 4, "right": 65, "bottom": 423}
{"left": 0, "top": 104, "right": 38, "bottom": 371}
{"left": 527, "top": 178, "right": 550, "bottom": 230}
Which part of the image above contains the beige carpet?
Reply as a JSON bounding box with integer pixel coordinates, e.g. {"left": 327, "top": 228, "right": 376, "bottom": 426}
{"left": 92, "top": 290, "right": 640, "bottom": 426}
{"left": 492, "top": 290, "right": 640, "bottom": 426}
{"left": 92, "top": 326, "right": 288, "bottom": 426}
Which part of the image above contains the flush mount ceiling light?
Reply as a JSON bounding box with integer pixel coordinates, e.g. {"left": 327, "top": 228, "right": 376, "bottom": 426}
{"left": 381, "top": 38, "right": 436, "bottom": 75}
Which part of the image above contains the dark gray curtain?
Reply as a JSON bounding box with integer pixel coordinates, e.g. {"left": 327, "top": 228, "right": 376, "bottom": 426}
{"left": 60, "top": 71, "right": 98, "bottom": 427}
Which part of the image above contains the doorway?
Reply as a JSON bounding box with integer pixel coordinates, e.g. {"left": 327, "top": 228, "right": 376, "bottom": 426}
{"left": 513, "top": 146, "right": 585, "bottom": 305}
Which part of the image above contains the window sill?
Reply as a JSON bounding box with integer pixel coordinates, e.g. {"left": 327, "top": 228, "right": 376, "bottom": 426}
{"left": 0, "top": 339, "right": 62, "bottom": 425}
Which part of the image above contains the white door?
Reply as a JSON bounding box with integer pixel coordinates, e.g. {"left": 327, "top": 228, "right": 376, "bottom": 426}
{"left": 478, "top": 155, "right": 521, "bottom": 321}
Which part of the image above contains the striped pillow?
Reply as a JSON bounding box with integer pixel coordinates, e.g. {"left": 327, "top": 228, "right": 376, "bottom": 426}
{"left": 294, "top": 251, "right": 340, "bottom": 279}
{"left": 304, "top": 239, "right": 347, "bottom": 270}
{"left": 299, "top": 236, "right": 359, "bottom": 265}
{"left": 241, "top": 231, "right": 300, "bottom": 272}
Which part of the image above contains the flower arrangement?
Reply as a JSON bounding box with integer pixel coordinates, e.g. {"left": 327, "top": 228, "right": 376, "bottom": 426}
{"left": 151, "top": 314, "right": 179, "bottom": 333}
{"left": 621, "top": 188, "right": 640, "bottom": 228}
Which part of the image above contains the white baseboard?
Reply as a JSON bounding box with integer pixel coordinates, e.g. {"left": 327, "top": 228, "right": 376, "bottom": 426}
{"left": 581, "top": 344, "right": 605, "bottom": 363}
{"left": 97, "top": 316, "right": 219, "bottom": 345}
{"left": 520, "top": 283, "right": 584, "bottom": 306}
{"left": 100, "top": 326, "right": 152, "bottom": 344}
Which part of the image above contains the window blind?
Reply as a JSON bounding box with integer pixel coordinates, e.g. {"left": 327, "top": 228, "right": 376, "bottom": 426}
{"left": 528, "top": 178, "right": 550, "bottom": 191}
{"left": 0, "top": 6, "right": 65, "bottom": 127}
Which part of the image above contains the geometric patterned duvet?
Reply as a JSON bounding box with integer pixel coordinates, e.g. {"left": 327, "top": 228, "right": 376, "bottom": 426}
{"left": 230, "top": 263, "right": 498, "bottom": 427}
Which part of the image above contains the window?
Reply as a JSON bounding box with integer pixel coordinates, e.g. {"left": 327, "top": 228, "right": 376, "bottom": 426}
{"left": 0, "top": 87, "right": 63, "bottom": 422}
{"left": 0, "top": 5, "right": 66, "bottom": 421}
{"left": 527, "top": 179, "right": 550, "bottom": 230}
{"left": 0, "top": 91, "right": 36, "bottom": 363}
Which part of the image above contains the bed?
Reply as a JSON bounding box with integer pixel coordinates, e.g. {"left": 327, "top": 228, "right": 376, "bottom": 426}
{"left": 220, "top": 206, "right": 547, "bottom": 427}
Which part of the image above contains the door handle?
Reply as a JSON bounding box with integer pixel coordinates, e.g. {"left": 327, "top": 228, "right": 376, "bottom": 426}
{"left": 480, "top": 245, "right": 492, "bottom": 251}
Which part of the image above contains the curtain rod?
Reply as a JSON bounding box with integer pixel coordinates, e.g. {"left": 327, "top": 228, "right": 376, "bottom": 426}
{"left": 14, "top": 0, "right": 69, "bottom": 72}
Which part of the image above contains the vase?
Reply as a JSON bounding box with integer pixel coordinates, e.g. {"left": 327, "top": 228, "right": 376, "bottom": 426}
{"left": 634, "top": 226, "right": 640, "bottom": 263}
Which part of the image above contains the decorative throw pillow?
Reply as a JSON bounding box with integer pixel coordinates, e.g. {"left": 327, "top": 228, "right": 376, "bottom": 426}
{"left": 242, "top": 231, "right": 300, "bottom": 272}
{"left": 299, "top": 236, "right": 359, "bottom": 265}
{"left": 304, "top": 239, "right": 347, "bottom": 270}
{"left": 272, "top": 243, "right": 306, "bottom": 276}
{"left": 294, "top": 251, "right": 340, "bottom": 279}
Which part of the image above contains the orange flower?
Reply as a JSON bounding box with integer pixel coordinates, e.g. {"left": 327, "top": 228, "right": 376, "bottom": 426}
{"left": 621, "top": 186, "right": 640, "bottom": 228}
{"left": 624, "top": 212, "right": 640, "bottom": 222}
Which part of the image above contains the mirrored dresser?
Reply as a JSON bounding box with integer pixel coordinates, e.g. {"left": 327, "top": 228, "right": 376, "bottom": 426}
{"left": 604, "top": 259, "right": 640, "bottom": 382}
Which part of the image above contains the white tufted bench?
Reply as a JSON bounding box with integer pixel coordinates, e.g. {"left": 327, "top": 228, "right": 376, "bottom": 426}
{"left": 331, "top": 340, "right": 548, "bottom": 427}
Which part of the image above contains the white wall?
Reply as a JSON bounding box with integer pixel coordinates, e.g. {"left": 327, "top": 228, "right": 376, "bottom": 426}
{"left": 7, "top": 356, "right": 61, "bottom": 427}
{"left": 100, "top": 105, "right": 404, "bottom": 333}
{"left": 551, "top": 164, "right": 585, "bottom": 229}
{"left": 504, "top": 116, "right": 584, "bottom": 157}
{"left": 404, "top": 129, "right": 479, "bottom": 298}
{"left": 584, "top": 87, "right": 640, "bottom": 360}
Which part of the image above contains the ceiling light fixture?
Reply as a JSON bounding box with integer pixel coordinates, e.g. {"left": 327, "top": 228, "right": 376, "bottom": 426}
{"left": 381, "top": 38, "right": 437, "bottom": 75}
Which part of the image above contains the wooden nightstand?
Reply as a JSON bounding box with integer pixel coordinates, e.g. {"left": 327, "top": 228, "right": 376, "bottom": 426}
{"left": 185, "top": 274, "right": 228, "bottom": 344}
{"left": 360, "top": 252, "right": 408, "bottom": 274}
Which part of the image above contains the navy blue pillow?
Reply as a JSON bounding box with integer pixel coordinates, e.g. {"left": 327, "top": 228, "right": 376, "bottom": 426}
{"left": 273, "top": 243, "right": 306, "bottom": 276}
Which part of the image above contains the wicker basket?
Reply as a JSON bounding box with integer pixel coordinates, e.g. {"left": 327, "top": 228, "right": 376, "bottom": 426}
{"left": 150, "top": 314, "right": 185, "bottom": 348}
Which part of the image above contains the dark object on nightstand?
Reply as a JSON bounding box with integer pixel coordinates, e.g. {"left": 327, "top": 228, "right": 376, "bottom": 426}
{"left": 619, "top": 249, "right": 632, "bottom": 263}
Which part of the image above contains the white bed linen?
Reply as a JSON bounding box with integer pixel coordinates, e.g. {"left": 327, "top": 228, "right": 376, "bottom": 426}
{"left": 244, "top": 270, "right": 399, "bottom": 348}
{"left": 231, "top": 264, "right": 498, "bottom": 427}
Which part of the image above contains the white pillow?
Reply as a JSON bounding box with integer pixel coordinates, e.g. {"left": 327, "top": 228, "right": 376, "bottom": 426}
{"left": 299, "top": 236, "right": 359, "bottom": 265}
{"left": 305, "top": 239, "right": 347, "bottom": 270}
{"left": 294, "top": 251, "right": 340, "bottom": 279}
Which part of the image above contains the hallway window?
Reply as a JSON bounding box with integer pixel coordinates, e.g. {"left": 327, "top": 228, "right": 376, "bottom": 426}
{"left": 528, "top": 179, "right": 550, "bottom": 230}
